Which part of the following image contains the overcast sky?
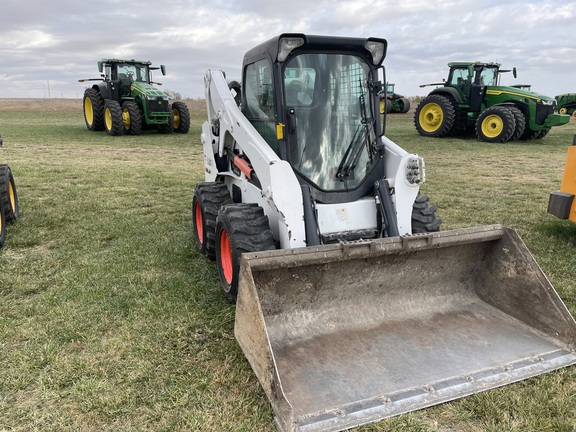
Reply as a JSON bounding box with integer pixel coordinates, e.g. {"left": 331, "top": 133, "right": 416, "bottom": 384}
{"left": 1, "top": 0, "right": 575, "bottom": 100}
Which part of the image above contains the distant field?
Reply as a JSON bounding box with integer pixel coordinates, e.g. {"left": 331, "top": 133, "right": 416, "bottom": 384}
{"left": 0, "top": 98, "right": 575, "bottom": 431}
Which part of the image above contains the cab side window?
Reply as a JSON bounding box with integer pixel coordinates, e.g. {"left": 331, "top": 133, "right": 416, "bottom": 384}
{"left": 243, "top": 59, "right": 277, "bottom": 153}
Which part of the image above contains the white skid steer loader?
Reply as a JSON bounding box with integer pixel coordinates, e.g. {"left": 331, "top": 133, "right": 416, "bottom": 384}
{"left": 193, "top": 34, "right": 576, "bottom": 432}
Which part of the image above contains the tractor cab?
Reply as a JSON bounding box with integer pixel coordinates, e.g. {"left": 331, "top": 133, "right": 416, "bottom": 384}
{"left": 241, "top": 34, "right": 388, "bottom": 204}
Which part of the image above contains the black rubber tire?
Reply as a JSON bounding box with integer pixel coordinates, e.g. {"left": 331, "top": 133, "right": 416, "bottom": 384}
{"left": 508, "top": 106, "right": 526, "bottom": 141}
{"left": 104, "top": 100, "right": 124, "bottom": 136}
{"left": 83, "top": 89, "right": 105, "bottom": 131}
{"left": 475, "top": 105, "right": 516, "bottom": 143}
{"left": 536, "top": 128, "right": 550, "bottom": 139}
{"left": 398, "top": 97, "right": 411, "bottom": 113}
{"left": 172, "top": 101, "right": 191, "bottom": 134}
{"left": 412, "top": 194, "right": 442, "bottom": 233}
{"left": 192, "top": 182, "right": 233, "bottom": 260}
{"left": 157, "top": 114, "right": 174, "bottom": 134}
{"left": 0, "top": 195, "right": 5, "bottom": 248}
{"left": 215, "top": 203, "right": 276, "bottom": 302}
{"left": 121, "top": 101, "right": 142, "bottom": 135}
{"left": 0, "top": 164, "right": 19, "bottom": 223}
{"left": 520, "top": 128, "right": 541, "bottom": 140}
{"left": 414, "top": 94, "right": 456, "bottom": 137}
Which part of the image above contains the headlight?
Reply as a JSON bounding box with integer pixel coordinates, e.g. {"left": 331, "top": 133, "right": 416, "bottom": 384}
{"left": 541, "top": 99, "right": 555, "bottom": 106}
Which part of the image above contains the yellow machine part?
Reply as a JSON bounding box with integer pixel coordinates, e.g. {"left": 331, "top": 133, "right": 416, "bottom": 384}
{"left": 560, "top": 146, "right": 576, "bottom": 222}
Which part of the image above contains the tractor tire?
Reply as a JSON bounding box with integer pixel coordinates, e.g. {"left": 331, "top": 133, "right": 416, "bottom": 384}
{"left": 121, "top": 101, "right": 142, "bottom": 135}
{"left": 475, "top": 105, "right": 516, "bottom": 143}
{"left": 172, "top": 101, "right": 191, "bottom": 134}
{"left": 0, "top": 165, "right": 19, "bottom": 223}
{"left": 215, "top": 203, "right": 276, "bottom": 302}
{"left": 385, "top": 99, "right": 392, "bottom": 114}
{"left": 398, "top": 97, "right": 411, "bottom": 113}
{"left": 520, "top": 128, "right": 541, "bottom": 140}
{"left": 157, "top": 114, "right": 174, "bottom": 134}
{"left": 0, "top": 197, "right": 5, "bottom": 248}
{"left": 508, "top": 106, "right": 526, "bottom": 141}
{"left": 414, "top": 95, "right": 456, "bottom": 138}
{"left": 536, "top": 128, "right": 550, "bottom": 139}
{"left": 412, "top": 194, "right": 441, "bottom": 233}
{"left": 559, "top": 107, "right": 568, "bottom": 114}
{"left": 104, "top": 100, "right": 124, "bottom": 136}
{"left": 192, "top": 182, "right": 233, "bottom": 260}
{"left": 83, "top": 89, "right": 105, "bottom": 131}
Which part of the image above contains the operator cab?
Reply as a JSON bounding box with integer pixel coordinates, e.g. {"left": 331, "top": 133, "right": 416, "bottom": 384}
{"left": 241, "top": 34, "right": 387, "bottom": 204}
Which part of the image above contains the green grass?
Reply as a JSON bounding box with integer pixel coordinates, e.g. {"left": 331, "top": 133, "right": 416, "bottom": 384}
{"left": 0, "top": 101, "right": 575, "bottom": 431}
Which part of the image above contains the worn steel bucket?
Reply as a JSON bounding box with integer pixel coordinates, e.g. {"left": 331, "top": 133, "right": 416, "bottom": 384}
{"left": 235, "top": 225, "right": 576, "bottom": 432}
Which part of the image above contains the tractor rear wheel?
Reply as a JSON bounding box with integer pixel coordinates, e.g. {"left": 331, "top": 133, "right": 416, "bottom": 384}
{"left": 412, "top": 194, "right": 441, "bottom": 233}
{"left": 0, "top": 165, "right": 19, "bottom": 223}
{"left": 121, "top": 101, "right": 142, "bottom": 135}
{"left": 398, "top": 97, "right": 411, "bottom": 113}
{"left": 83, "top": 89, "right": 105, "bottom": 131}
{"left": 476, "top": 105, "right": 516, "bottom": 143}
{"left": 172, "top": 101, "right": 191, "bottom": 133}
{"left": 104, "top": 100, "right": 124, "bottom": 136}
{"left": 215, "top": 203, "right": 276, "bottom": 302}
{"left": 414, "top": 95, "right": 456, "bottom": 137}
{"left": 508, "top": 106, "right": 526, "bottom": 141}
{"left": 192, "top": 182, "right": 233, "bottom": 260}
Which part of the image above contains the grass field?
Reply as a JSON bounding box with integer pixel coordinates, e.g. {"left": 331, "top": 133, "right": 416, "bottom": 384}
{"left": 0, "top": 98, "right": 575, "bottom": 432}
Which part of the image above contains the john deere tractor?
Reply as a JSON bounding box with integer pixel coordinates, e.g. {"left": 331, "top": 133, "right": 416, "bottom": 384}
{"left": 555, "top": 93, "right": 576, "bottom": 119}
{"left": 79, "top": 59, "right": 190, "bottom": 136}
{"left": 379, "top": 83, "right": 410, "bottom": 114}
{"left": 414, "top": 62, "right": 569, "bottom": 142}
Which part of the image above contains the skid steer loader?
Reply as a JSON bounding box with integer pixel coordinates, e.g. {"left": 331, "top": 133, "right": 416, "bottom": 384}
{"left": 193, "top": 34, "right": 576, "bottom": 432}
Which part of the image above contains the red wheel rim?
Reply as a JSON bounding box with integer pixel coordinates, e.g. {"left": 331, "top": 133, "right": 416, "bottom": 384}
{"left": 219, "top": 229, "right": 233, "bottom": 284}
{"left": 194, "top": 202, "right": 204, "bottom": 244}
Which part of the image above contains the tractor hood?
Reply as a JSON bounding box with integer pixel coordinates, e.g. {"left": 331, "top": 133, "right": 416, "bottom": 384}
{"left": 487, "top": 86, "right": 556, "bottom": 104}
{"left": 130, "top": 81, "right": 169, "bottom": 99}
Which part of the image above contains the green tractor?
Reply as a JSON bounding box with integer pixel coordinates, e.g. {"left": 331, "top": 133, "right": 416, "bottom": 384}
{"left": 555, "top": 93, "right": 576, "bottom": 119}
{"left": 379, "top": 83, "right": 411, "bottom": 114}
{"left": 414, "top": 62, "right": 569, "bottom": 142}
{"left": 79, "top": 59, "right": 190, "bottom": 136}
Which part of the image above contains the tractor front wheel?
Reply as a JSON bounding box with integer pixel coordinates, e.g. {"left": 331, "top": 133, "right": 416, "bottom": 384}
{"left": 414, "top": 95, "right": 456, "bottom": 138}
{"left": 215, "top": 203, "right": 276, "bottom": 302}
{"left": 192, "top": 182, "right": 233, "bottom": 260}
{"left": 476, "top": 105, "right": 516, "bottom": 143}
{"left": 83, "top": 89, "right": 105, "bottom": 131}
{"left": 0, "top": 165, "right": 19, "bottom": 223}
{"left": 121, "top": 101, "right": 142, "bottom": 135}
{"left": 104, "top": 100, "right": 124, "bottom": 136}
{"left": 172, "top": 101, "right": 191, "bottom": 133}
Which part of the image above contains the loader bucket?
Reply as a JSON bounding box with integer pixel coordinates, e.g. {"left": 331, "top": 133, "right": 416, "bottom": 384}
{"left": 235, "top": 225, "right": 576, "bottom": 432}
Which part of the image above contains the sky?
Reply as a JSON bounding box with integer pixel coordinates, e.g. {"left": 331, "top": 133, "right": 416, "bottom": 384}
{"left": 1, "top": 0, "right": 575, "bottom": 100}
